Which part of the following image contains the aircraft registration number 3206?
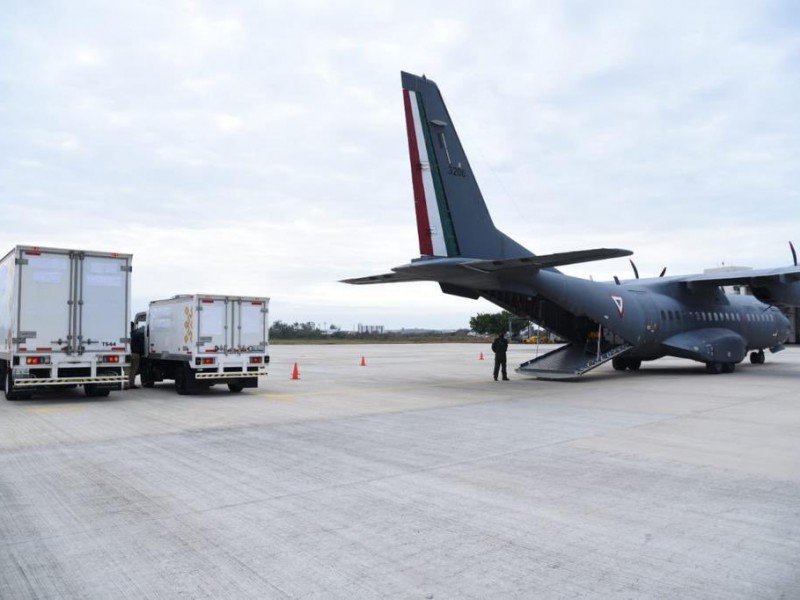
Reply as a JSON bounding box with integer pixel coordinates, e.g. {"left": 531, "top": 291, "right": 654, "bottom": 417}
{"left": 448, "top": 166, "right": 466, "bottom": 177}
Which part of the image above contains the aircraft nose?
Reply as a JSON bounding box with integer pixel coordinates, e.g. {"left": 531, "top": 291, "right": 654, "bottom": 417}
{"left": 779, "top": 312, "right": 792, "bottom": 340}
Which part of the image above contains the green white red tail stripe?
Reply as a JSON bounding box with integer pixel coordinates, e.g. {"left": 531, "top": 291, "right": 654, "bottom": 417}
{"left": 403, "top": 88, "right": 449, "bottom": 256}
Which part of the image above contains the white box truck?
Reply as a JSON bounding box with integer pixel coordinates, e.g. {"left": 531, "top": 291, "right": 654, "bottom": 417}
{"left": 0, "top": 245, "right": 132, "bottom": 400}
{"left": 135, "top": 294, "right": 269, "bottom": 394}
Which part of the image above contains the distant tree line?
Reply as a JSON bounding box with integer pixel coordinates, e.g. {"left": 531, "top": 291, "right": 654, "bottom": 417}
{"left": 468, "top": 311, "right": 527, "bottom": 336}
{"left": 268, "top": 320, "right": 473, "bottom": 341}
{"left": 269, "top": 312, "right": 532, "bottom": 340}
{"left": 269, "top": 321, "right": 339, "bottom": 339}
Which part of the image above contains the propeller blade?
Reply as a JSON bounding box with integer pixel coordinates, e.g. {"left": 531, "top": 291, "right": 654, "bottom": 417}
{"left": 659, "top": 267, "right": 667, "bottom": 277}
{"left": 790, "top": 241, "right": 797, "bottom": 267}
{"left": 629, "top": 259, "right": 639, "bottom": 279}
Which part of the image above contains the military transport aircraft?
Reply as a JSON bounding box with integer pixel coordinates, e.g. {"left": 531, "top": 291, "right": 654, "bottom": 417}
{"left": 343, "top": 71, "right": 797, "bottom": 378}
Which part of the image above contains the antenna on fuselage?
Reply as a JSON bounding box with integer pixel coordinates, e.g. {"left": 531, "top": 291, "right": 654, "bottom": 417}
{"left": 790, "top": 241, "right": 797, "bottom": 266}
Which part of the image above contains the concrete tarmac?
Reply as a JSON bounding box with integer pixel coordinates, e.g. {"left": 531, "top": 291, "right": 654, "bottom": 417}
{"left": 1, "top": 343, "right": 799, "bottom": 599}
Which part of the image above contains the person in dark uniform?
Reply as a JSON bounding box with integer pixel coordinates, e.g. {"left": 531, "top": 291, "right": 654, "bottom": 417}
{"left": 128, "top": 321, "right": 145, "bottom": 389}
{"left": 491, "top": 331, "right": 509, "bottom": 381}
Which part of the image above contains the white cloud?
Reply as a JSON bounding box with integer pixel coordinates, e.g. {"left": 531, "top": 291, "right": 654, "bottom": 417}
{"left": 0, "top": 1, "right": 798, "bottom": 329}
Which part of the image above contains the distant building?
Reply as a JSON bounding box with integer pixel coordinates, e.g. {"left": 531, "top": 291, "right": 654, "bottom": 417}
{"left": 357, "top": 324, "right": 384, "bottom": 334}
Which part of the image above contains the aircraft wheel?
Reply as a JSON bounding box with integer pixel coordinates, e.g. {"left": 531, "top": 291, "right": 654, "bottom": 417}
{"left": 228, "top": 382, "right": 244, "bottom": 393}
{"left": 705, "top": 361, "right": 723, "bottom": 374}
{"left": 750, "top": 351, "right": 765, "bottom": 365}
{"left": 627, "top": 359, "right": 642, "bottom": 371}
{"left": 612, "top": 357, "right": 627, "bottom": 371}
{"left": 721, "top": 363, "right": 736, "bottom": 374}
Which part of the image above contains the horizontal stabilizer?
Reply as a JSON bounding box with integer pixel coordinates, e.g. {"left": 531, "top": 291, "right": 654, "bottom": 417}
{"left": 463, "top": 248, "right": 633, "bottom": 273}
{"left": 341, "top": 272, "right": 425, "bottom": 285}
{"left": 342, "top": 248, "right": 633, "bottom": 286}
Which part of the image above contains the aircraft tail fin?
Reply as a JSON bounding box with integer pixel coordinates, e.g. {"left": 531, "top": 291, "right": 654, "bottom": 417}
{"left": 402, "top": 72, "right": 529, "bottom": 260}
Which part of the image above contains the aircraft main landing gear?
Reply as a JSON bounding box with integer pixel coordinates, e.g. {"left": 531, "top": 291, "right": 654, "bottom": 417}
{"left": 612, "top": 357, "right": 641, "bottom": 371}
{"left": 749, "top": 350, "right": 765, "bottom": 365}
{"left": 705, "top": 361, "right": 736, "bottom": 374}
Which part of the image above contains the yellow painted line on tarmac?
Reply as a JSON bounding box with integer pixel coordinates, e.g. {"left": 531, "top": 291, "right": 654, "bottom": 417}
{"left": 258, "top": 394, "right": 296, "bottom": 401}
{"left": 27, "top": 406, "right": 84, "bottom": 414}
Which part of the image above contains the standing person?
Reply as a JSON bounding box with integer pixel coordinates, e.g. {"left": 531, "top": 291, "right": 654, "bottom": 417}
{"left": 491, "top": 331, "right": 509, "bottom": 381}
{"left": 128, "top": 321, "right": 144, "bottom": 389}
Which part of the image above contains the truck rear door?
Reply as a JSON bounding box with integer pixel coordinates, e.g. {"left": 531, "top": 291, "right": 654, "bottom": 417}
{"left": 236, "top": 300, "right": 267, "bottom": 352}
{"left": 17, "top": 250, "right": 72, "bottom": 352}
{"left": 79, "top": 254, "right": 130, "bottom": 352}
{"left": 197, "top": 297, "right": 228, "bottom": 352}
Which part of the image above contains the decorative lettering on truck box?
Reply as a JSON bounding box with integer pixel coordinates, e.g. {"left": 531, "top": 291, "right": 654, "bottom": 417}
{"left": 184, "top": 305, "right": 193, "bottom": 344}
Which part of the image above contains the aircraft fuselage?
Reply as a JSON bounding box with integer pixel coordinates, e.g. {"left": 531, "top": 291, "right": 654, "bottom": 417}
{"left": 530, "top": 270, "right": 791, "bottom": 363}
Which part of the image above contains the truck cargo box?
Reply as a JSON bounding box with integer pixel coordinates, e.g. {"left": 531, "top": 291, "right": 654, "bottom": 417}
{"left": 0, "top": 245, "right": 132, "bottom": 399}
{"left": 137, "top": 294, "right": 269, "bottom": 394}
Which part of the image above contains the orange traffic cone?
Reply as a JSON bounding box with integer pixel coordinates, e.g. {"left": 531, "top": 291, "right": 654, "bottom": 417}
{"left": 290, "top": 362, "right": 300, "bottom": 380}
{"left": 360, "top": 355, "right": 367, "bottom": 367}
{"left": 479, "top": 352, "right": 485, "bottom": 360}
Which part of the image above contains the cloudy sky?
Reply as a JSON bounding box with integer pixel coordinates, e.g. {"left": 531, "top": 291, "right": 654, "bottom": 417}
{"left": 1, "top": 1, "right": 798, "bottom": 330}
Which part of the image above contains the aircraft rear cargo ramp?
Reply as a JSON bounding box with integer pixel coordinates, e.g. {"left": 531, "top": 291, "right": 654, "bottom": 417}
{"left": 516, "top": 342, "right": 633, "bottom": 379}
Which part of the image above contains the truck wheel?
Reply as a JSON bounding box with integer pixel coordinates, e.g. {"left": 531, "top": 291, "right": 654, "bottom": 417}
{"left": 228, "top": 382, "right": 244, "bottom": 393}
{"left": 175, "top": 367, "right": 197, "bottom": 395}
{"left": 4, "top": 371, "right": 21, "bottom": 401}
{"left": 175, "top": 369, "right": 188, "bottom": 395}
{"left": 85, "top": 385, "right": 111, "bottom": 398}
{"left": 141, "top": 364, "right": 155, "bottom": 388}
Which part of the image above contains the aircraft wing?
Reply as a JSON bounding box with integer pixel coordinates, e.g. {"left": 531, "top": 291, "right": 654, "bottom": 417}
{"left": 674, "top": 265, "right": 800, "bottom": 306}
{"left": 678, "top": 266, "right": 800, "bottom": 288}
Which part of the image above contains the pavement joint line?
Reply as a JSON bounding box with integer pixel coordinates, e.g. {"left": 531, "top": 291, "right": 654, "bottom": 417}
{"left": 255, "top": 378, "right": 493, "bottom": 400}
{"left": 191, "top": 418, "right": 679, "bottom": 518}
